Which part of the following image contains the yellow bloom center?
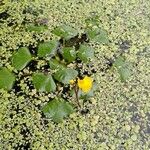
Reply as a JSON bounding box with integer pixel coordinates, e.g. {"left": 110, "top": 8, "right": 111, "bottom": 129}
{"left": 77, "top": 76, "right": 93, "bottom": 93}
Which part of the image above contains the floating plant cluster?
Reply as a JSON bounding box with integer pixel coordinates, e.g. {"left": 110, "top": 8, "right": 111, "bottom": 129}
{"left": 0, "top": 16, "right": 132, "bottom": 123}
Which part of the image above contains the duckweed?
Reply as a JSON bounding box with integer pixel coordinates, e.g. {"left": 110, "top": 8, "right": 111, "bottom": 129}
{"left": 0, "top": 0, "right": 150, "bottom": 149}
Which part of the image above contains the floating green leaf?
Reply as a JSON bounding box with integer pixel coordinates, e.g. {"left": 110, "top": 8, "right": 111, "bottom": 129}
{"left": 77, "top": 44, "right": 94, "bottom": 62}
{"left": 118, "top": 67, "right": 131, "bottom": 82}
{"left": 37, "top": 40, "right": 58, "bottom": 57}
{"left": 0, "top": 67, "right": 15, "bottom": 90}
{"left": 49, "top": 59, "right": 65, "bottom": 70}
{"left": 52, "top": 25, "right": 78, "bottom": 39}
{"left": 114, "top": 56, "right": 132, "bottom": 82}
{"left": 85, "top": 15, "right": 99, "bottom": 26}
{"left": 12, "top": 47, "right": 32, "bottom": 70}
{"left": 62, "top": 47, "right": 76, "bottom": 62}
{"left": 26, "top": 24, "right": 48, "bottom": 32}
{"left": 114, "top": 56, "right": 125, "bottom": 67}
{"left": 32, "top": 73, "right": 56, "bottom": 92}
{"left": 86, "top": 27, "right": 109, "bottom": 44}
{"left": 42, "top": 98, "right": 74, "bottom": 123}
{"left": 54, "top": 68, "right": 78, "bottom": 84}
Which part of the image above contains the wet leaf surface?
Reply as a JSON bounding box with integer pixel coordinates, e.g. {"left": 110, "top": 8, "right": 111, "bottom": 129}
{"left": 32, "top": 73, "right": 56, "bottom": 92}
{"left": 12, "top": 47, "right": 32, "bottom": 70}
{"left": 42, "top": 98, "right": 74, "bottom": 123}
{"left": 0, "top": 67, "right": 16, "bottom": 90}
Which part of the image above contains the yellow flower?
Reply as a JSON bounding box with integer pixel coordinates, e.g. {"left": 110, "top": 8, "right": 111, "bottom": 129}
{"left": 70, "top": 79, "right": 75, "bottom": 84}
{"left": 77, "top": 76, "right": 93, "bottom": 93}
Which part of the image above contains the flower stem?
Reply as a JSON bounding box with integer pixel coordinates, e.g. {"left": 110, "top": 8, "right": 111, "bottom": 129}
{"left": 74, "top": 85, "right": 81, "bottom": 108}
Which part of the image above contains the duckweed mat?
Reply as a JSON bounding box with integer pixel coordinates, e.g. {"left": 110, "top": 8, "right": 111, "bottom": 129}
{"left": 0, "top": 0, "right": 150, "bottom": 149}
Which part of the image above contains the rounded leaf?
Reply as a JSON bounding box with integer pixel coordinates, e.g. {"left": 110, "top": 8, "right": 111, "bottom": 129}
{"left": 49, "top": 59, "right": 65, "bottom": 70}
{"left": 54, "top": 68, "right": 78, "bottom": 84}
{"left": 86, "top": 27, "right": 109, "bottom": 44}
{"left": 62, "top": 47, "right": 76, "bottom": 62}
{"left": 38, "top": 40, "right": 58, "bottom": 57}
{"left": 42, "top": 98, "right": 74, "bottom": 123}
{"left": 118, "top": 67, "right": 131, "bottom": 82}
{"left": 52, "top": 25, "right": 78, "bottom": 39}
{"left": 85, "top": 15, "right": 99, "bottom": 26}
{"left": 114, "top": 56, "right": 125, "bottom": 68}
{"left": 114, "top": 56, "right": 132, "bottom": 82}
{"left": 26, "top": 24, "right": 48, "bottom": 32}
{"left": 32, "top": 73, "right": 56, "bottom": 92}
{"left": 0, "top": 67, "right": 15, "bottom": 90}
{"left": 77, "top": 45, "right": 94, "bottom": 62}
{"left": 12, "top": 47, "right": 32, "bottom": 70}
